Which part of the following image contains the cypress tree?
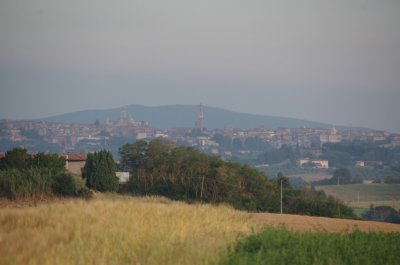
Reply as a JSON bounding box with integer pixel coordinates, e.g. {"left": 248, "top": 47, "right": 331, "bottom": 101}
{"left": 83, "top": 150, "right": 119, "bottom": 192}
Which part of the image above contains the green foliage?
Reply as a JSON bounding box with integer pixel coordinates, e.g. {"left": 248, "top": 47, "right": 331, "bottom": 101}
{"left": 384, "top": 175, "right": 400, "bottom": 184}
{"left": 119, "top": 140, "right": 355, "bottom": 218}
{"left": 221, "top": 226, "right": 400, "bottom": 265}
{"left": 276, "top": 172, "right": 291, "bottom": 189}
{"left": 0, "top": 148, "right": 91, "bottom": 200}
{"left": 52, "top": 173, "right": 93, "bottom": 198}
{"left": 263, "top": 145, "right": 300, "bottom": 165}
{"left": 120, "top": 139, "right": 278, "bottom": 212}
{"left": 322, "top": 141, "right": 389, "bottom": 167}
{"left": 0, "top": 147, "right": 31, "bottom": 170}
{"left": 362, "top": 205, "right": 400, "bottom": 224}
{"left": 0, "top": 168, "right": 52, "bottom": 199}
{"left": 285, "top": 189, "right": 356, "bottom": 218}
{"left": 83, "top": 150, "right": 119, "bottom": 192}
{"left": 31, "top": 152, "right": 66, "bottom": 175}
{"left": 212, "top": 134, "right": 232, "bottom": 150}
{"left": 313, "top": 167, "right": 362, "bottom": 185}
{"left": 0, "top": 148, "right": 65, "bottom": 174}
{"left": 119, "top": 140, "right": 149, "bottom": 172}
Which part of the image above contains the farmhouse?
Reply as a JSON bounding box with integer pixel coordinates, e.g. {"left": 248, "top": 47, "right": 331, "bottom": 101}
{"left": 59, "top": 153, "right": 86, "bottom": 177}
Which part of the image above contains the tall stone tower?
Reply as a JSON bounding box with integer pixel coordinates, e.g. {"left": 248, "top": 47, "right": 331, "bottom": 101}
{"left": 119, "top": 107, "right": 129, "bottom": 127}
{"left": 195, "top": 104, "right": 204, "bottom": 131}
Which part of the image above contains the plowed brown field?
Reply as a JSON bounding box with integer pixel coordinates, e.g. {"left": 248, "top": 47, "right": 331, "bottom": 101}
{"left": 250, "top": 212, "right": 400, "bottom": 233}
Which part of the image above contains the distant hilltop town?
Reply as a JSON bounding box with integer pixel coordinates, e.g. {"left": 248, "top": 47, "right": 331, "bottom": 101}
{"left": 1, "top": 106, "right": 399, "bottom": 159}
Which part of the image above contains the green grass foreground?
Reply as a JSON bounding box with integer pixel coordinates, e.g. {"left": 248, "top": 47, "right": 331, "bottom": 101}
{"left": 221, "top": 226, "right": 400, "bottom": 265}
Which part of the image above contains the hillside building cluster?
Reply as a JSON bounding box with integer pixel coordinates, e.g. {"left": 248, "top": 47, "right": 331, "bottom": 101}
{"left": 1, "top": 106, "right": 399, "bottom": 170}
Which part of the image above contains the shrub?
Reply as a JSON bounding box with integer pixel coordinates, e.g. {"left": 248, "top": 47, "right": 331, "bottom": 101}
{"left": 0, "top": 168, "right": 52, "bottom": 200}
{"left": 77, "top": 186, "right": 93, "bottom": 199}
{"left": 52, "top": 173, "right": 93, "bottom": 198}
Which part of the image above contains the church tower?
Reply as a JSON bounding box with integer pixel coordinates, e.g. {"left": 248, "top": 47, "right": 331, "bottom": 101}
{"left": 195, "top": 104, "right": 204, "bottom": 131}
{"left": 120, "top": 107, "right": 129, "bottom": 127}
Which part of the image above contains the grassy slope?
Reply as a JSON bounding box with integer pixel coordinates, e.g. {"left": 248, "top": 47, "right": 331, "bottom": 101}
{"left": 0, "top": 194, "right": 254, "bottom": 265}
{"left": 1, "top": 194, "right": 400, "bottom": 265}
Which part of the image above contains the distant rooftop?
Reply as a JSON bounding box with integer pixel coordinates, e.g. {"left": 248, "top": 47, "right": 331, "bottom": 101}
{"left": 59, "top": 153, "right": 86, "bottom": 161}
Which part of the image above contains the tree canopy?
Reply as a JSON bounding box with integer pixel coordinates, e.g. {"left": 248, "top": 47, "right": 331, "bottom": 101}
{"left": 119, "top": 139, "right": 278, "bottom": 211}
{"left": 83, "top": 150, "right": 119, "bottom": 192}
{"left": 119, "top": 139, "right": 356, "bottom": 218}
{"left": 0, "top": 147, "right": 90, "bottom": 200}
{"left": 0, "top": 147, "right": 31, "bottom": 170}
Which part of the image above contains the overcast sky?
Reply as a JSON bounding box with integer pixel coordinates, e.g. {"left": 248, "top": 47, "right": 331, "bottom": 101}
{"left": 1, "top": 0, "right": 399, "bottom": 132}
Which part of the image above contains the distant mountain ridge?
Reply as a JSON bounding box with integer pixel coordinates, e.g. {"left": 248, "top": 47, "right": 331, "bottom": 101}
{"left": 41, "top": 104, "right": 348, "bottom": 130}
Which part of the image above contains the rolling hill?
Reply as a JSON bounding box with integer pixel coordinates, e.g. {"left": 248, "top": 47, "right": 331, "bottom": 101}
{"left": 42, "top": 104, "right": 347, "bottom": 130}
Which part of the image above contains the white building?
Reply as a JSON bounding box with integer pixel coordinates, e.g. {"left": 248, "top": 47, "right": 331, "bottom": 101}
{"left": 298, "top": 159, "right": 329, "bottom": 169}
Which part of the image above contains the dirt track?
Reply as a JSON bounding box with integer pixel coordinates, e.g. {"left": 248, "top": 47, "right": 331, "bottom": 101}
{"left": 250, "top": 212, "right": 400, "bottom": 233}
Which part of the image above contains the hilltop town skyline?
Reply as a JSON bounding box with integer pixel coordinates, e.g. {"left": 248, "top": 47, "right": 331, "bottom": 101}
{"left": 1, "top": 1, "right": 400, "bottom": 133}
{"left": 1, "top": 105, "right": 399, "bottom": 160}
{"left": 1, "top": 103, "right": 399, "bottom": 134}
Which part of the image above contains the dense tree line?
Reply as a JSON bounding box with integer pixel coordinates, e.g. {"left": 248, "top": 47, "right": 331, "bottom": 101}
{"left": 321, "top": 141, "right": 400, "bottom": 169}
{"left": 362, "top": 205, "right": 400, "bottom": 224}
{"left": 0, "top": 147, "right": 91, "bottom": 199}
{"left": 119, "top": 139, "right": 356, "bottom": 218}
{"left": 119, "top": 139, "right": 278, "bottom": 211}
{"left": 0, "top": 144, "right": 356, "bottom": 218}
{"left": 312, "top": 168, "right": 363, "bottom": 186}
{"left": 276, "top": 173, "right": 354, "bottom": 218}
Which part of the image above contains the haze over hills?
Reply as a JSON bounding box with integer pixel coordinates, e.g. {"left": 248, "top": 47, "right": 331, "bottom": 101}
{"left": 41, "top": 104, "right": 359, "bottom": 131}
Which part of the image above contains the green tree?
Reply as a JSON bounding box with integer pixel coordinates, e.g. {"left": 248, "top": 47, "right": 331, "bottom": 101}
{"left": 277, "top": 172, "right": 291, "bottom": 189}
{"left": 119, "top": 140, "right": 149, "bottom": 172}
{"left": 83, "top": 150, "right": 119, "bottom": 192}
{"left": 31, "top": 152, "right": 65, "bottom": 175}
{"left": 0, "top": 147, "right": 31, "bottom": 170}
{"left": 333, "top": 168, "right": 352, "bottom": 185}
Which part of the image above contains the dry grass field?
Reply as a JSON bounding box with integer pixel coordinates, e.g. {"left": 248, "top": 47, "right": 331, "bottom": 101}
{"left": 1, "top": 193, "right": 399, "bottom": 265}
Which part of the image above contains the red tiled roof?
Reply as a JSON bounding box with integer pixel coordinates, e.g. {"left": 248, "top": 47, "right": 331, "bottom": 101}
{"left": 59, "top": 154, "right": 86, "bottom": 161}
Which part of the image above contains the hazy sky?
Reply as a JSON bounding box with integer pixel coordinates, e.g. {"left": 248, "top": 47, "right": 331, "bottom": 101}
{"left": 1, "top": 0, "right": 400, "bottom": 132}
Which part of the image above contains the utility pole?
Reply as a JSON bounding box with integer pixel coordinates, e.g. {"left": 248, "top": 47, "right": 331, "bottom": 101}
{"left": 200, "top": 175, "right": 205, "bottom": 203}
{"left": 280, "top": 178, "right": 283, "bottom": 214}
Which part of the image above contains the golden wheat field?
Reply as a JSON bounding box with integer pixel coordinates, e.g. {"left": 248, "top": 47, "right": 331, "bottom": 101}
{"left": 1, "top": 193, "right": 399, "bottom": 265}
